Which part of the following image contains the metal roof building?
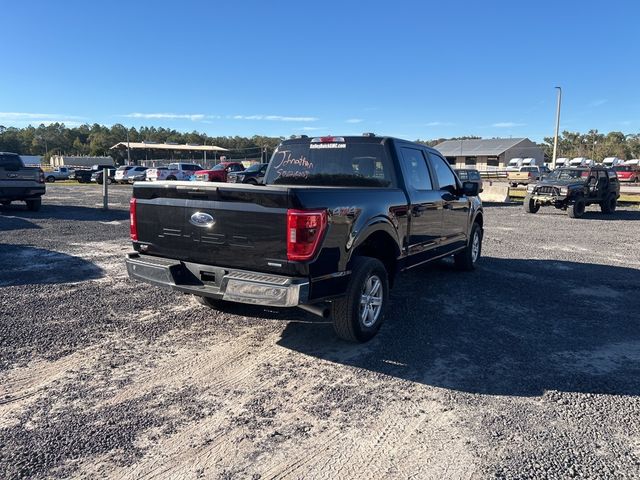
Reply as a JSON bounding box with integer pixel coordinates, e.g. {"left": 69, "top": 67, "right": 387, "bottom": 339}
{"left": 434, "top": 137, "right": 543, "bottom": 169}
{"left": 110, "top": 142, "right": 228, "bottom": 152}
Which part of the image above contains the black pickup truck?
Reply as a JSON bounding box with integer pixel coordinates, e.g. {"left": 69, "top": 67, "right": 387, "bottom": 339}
{"left": 126, "top": 135, "right": 484, "bottom": 342}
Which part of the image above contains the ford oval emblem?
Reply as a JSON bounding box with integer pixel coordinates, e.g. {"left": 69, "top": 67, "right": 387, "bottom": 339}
{"left": 189, "top": 212, "right": 216, "bottom": 228}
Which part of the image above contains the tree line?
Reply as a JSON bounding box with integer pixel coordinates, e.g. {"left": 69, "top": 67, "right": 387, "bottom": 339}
{"left": 2, "top": 123, "right": 639, "bottom": 164}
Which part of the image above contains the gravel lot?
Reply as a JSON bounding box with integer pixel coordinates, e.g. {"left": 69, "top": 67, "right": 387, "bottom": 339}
{"left": 1, "top": 184, "right": 639, "bottom": 479}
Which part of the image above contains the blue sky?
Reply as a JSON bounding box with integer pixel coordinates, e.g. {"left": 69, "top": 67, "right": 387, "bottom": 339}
{"left": 2, "top": 0, "right": 639, "bottom": 142}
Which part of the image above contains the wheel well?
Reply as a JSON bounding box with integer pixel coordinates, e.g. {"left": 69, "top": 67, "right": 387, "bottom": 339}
{"left": 474, "top": 212, "right": 483, "bottom": 229}
{"left": 351, "top": 231, "right": 399, "bottom": 287}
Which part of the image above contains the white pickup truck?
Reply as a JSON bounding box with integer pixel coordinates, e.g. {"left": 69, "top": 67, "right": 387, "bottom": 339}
{"left": 44, "top": 166, "right": 74, "bottom": 182}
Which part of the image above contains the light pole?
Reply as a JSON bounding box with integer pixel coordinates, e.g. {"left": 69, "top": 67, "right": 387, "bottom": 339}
{"left": 552, "top": 86, "right": 562, "bottom": 169}
{"left": 126, "top": 130, "right": 132, "bottom": 165}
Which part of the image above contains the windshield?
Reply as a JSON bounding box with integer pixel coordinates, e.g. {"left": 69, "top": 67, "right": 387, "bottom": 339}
{"left": 212, "top": 164, "right": 225, "bottom": 171}
{"left": 547, "top": 169, "right": 589, "bottom": 180}
{"left": 245, "top": 163, "right": 263, "bottom": 173}
{"left": 613, "top": 166, "right": 631, "bottom": 171}
{"left": 265, "top": 141, "right": 394, "bottom": 187}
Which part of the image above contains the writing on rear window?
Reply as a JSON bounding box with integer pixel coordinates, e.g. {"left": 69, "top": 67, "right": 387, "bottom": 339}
{"left": 309, "top": 143, "right": 347, "bottom": 149}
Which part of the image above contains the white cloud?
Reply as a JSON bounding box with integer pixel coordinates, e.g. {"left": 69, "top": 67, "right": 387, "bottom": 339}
{"left": 124, "top": 112, "right": 206, "bottom": 121}
{"left": 346, "top": 118, "right": 363, "bottom": 124}
{"left": 423, "top": 121, "right": 454, "bottom": 127}
{"left": 231, "top": 115, "right": 318, "bottom": 122}
{"left": 0, "top": 112, "right": 85, "bottom": 126}
{"left": 588, "top": 99, "right": 607, "bottom": 107}
{"left": 491, "top": 122, "right": 526, "bottom": 128}
{"left": 301, "top": 126, "right": 326, "bottom": 131}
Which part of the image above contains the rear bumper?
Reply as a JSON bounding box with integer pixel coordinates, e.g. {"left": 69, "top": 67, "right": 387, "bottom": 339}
{"left": 125, "top": 252, "right": 309, "bottom": 307}
{"left": 0, "top": 185, "right": 46, "bottom": 201}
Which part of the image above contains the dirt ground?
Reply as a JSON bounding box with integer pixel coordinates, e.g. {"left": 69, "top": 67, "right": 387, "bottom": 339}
{"left": 1, "top": 185, "right": 639, "bottom": 479}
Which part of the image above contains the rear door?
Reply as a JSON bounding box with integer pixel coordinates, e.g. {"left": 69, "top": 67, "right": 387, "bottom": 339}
{"left": 427, "top": 151, "right": 469, "bottom": 251}
{"left": 397, "top": 146, "right": 442, "bottom": 259}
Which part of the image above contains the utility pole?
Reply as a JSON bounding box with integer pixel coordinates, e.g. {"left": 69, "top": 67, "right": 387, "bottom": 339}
{"left": 552, "top": 86, "right": 562, "bottom": 169}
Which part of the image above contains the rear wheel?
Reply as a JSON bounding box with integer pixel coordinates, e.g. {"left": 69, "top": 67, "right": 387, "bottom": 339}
{"left": 568, "top": 198, "right": 585, "bottom": 218}
{"left": 246, "top": 179, "right": 258, "bottom": 185}
{"left": 454, "top": 222, "right": 482, "bottom": 271}
{"left": 331, "top": 257, "right": 389, "bottom": 342}
{"left": 26, "top": 199, "right": 41, "bottom": 211}
{"left": 524, "top": 195, "right": 540, "bottom": 213}
{"left": 46, "top": 176, "right": 55, "bottom": 183}
{"left": 600, "top": 194, "right": 617, "bottom": 214}
{"left": 166, "top": 175, "right": 177, "bottom": 181}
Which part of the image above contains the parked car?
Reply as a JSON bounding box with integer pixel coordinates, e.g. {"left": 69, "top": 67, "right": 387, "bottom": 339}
{"left": 612, "top": 165, "right": 640, "bottom": 183}
{"left": 115, "top": 166, "right": 135, "bottom": 183}
{"left": 91, "top": 168, "right": 117, "bottom": 184}
{"left": 126, "top": 134, "right": 483, "bottom": 342}
{"left": 454, "top": 168, "right": 483, "bottom": 193}
{"left": 194, "top": 162, "right": 245, "bottom": 182}
{"left": 524, "top": 166, "right": 620, "bottom": 218}
{"left": 0, "top": 152, "right": 45, "bottom": 210}
{"left": 508, "top": 166, "right": 551, "bottom": 186}
{"left": 73, "top": 164, "right": 115, "bottom": 183}
{"left": 124, "top": 166, "right": 148, "bottom": 183}
{"left": 44, "top": 166, "right": 74, "bottom": 182}
{"left": 227, "top": 163, "right": 269, "bottom": 184}
{"left": 145, "top": 163, "right": 202, "bottom": 181}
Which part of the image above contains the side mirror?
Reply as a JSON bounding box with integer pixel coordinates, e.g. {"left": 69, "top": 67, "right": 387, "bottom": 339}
{"left": 462, "top": 181, "right": 479, "bottom": 197}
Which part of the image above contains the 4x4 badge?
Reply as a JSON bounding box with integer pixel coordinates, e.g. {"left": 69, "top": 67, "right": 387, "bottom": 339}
{"left": 189, "top": 212, "right": 215, "bottom": 228}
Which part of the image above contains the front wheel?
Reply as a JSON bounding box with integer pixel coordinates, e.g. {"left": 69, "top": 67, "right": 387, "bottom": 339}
{"left": 166, "top": 176, "right": 177, "bottom": 181}
{"left": 568, "top": 198, "right": 585, "bottom": 218}
{"left": 46, "top": 176, "right": 55, "bottom": 183}
{"left": 524, "top": 195, "right": 540, "bottom": 213}
{"left": 331, "top": 257, "right": 389, "bottom": 342}
{"left": 454, "top": 222, "right": 482, "bottom": 271}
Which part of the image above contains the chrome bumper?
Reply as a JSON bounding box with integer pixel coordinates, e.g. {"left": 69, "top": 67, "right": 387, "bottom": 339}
{"left": 125, "top": 252, "right": 309, "bottom": 307}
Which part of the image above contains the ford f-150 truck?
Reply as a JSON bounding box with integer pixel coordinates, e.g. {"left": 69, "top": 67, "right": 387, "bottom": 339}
{"left": 126, "top": 135, "right": 484, "bottom": 342}
{"left": 0, "top": 152, "right": 45, "bottom": 210}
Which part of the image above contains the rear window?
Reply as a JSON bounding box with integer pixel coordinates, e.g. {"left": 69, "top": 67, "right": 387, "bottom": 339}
{"left": 265, "top": 140, "right": 394, "bottom": 187}
{"left": 0, "top": 154, "right": 23, "bottom": 169}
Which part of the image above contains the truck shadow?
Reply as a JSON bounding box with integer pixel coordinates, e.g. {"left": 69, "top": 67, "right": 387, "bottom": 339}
{"left": 0, "top": 244, "right": 104, "bottom": 286}
{"left": 277, "top": 257, "right": 640, "bottom": 397}
{"left": 0, "top": 203, "right": 129, "bottom": 224}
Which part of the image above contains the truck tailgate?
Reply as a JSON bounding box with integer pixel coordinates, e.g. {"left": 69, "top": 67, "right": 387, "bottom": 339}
{"left": 133, "top": 182, "right": 291, "bottom": 273}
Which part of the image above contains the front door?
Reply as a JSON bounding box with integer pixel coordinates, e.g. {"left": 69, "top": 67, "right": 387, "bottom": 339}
{"left": 427, "top": 152, "right": 470, "bottom": 252}
{"left": 398, "top": 146, "right": 442, "bottom": 264}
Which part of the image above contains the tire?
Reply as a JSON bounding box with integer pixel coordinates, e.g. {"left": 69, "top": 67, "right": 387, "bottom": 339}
{"left": 166, "top": 176, "right": 177, "bottom": 181}
{"left": 46, "top": 176, "right": 55, "bottom": 183}
{"left": 600, "top": 194, "right": 617, "bottom": 214}
{"left": 194, "top": 295, "right": 231, "bottom": 310}
{"left": 106, "top": 178, "right": 113, "bottom": 185}
{"left": 568, "top": 198, "right": 585, "bottom": 218}
{"left": 330, "top": 257, "right": 389, "bottom": 343}
{"left": 454, "top": 222, "right": 483, "bottom": 271}
{"left": 246, "top": 179, "right": 258, "bottom": 185}
{"left": 26, "top": 199, "right": 41, "bottom": 211}
{"left": 524, "top": 195, "right": 540, "bottom": 214}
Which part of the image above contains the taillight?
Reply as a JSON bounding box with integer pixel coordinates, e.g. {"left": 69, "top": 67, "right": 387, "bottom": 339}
{"left": 287, "top": 209, "right": 327, "bottom": 261}
{"left": 38, "top": 169, "right": 45, "bottom": 184}
{"left": 129, "top": 197, "right": 138, "bottom": 241}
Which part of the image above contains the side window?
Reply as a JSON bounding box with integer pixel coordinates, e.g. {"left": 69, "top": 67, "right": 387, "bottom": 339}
{"left": 428, "top": 152, "right": 458, "bottom": 192}
{"left": 400, "top": 147, "right": 432, "bottom": 190}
